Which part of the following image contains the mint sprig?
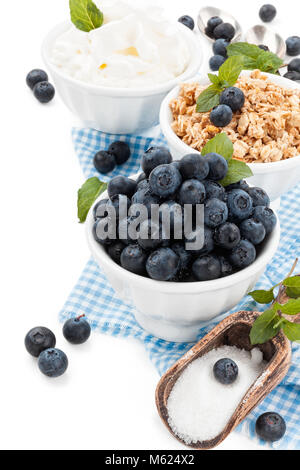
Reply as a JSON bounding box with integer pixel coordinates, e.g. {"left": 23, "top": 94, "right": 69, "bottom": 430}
{"left": 70, "top": 0, "right": 103, "bottom": 32}
{"left": 77, "top": 177, "right": 107, "bottom": 223}
{"left": 249, "top": 259, "right": 300, "bottom": 345}
{"left": 227, "top": 42, "right": 284, "bottom": 75}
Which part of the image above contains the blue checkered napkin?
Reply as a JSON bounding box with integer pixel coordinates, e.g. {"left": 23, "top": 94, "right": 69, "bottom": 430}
{"left": 60, "top": 127, "right": 300, "bottom": 450}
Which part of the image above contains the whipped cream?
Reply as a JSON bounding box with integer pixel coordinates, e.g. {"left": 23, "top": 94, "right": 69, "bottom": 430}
{"left": 51, "top": 0, "right": 191, "bottom": 88}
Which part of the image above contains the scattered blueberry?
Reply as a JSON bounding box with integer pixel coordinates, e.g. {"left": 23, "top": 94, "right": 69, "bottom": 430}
{"left": 93, "top": 198, "right": 109, "bottom": 221}
{"left": 284, "top": 71, "right": 300, "bottom": 82}
{"left": 108, "top": 176, "right": 137, "bottom": 199}
{"left": 203, "top": 180, "right": 226, "bottom": 200}
{"left": 63, "top": 315, "right": 91, "bottom": 345}
{"left": 286, "top": 36, "right": 300, "bottom": 56}
{"left": 213, "top": 39, "right": 229, "bottom": 58}
{"left": 213, "top": 358, "right": 238, "bottom": 384}
{"left": 146, "top": 248, "right": 179, "bottom": 281}
{"left": 108, "top": 241, "right": 126, "bottom": 265}
{"left": 220, "top": 87, "right": 245, "bottom": 112}
{"left": 93, "top": 150, "right": 115, "bottom": 174}
{"left": 214, "top": 222, "right": 241, "bottom": 250}
{"left": 38, "top": 348, "right": 68, "bottom": 378}
{"left": 149, "top": 164, "right": 182, "bottom": 198}
{"left": 209, "top": 55, "right": 226, "bottom": 71}
{"left": 26, "top": 69, "right": 48, "bottom": 90}
{"left": 252, "top": 206, "right": 277, "bottom": 234}
{"left": 178, "top": 15, "right": 195, "bottom": 30}
{"left": 240, "top": 218, "right": 266, "bottom": 245}
{"left": 205, "top": 153, "right": 228, "bottom": 181}
{"left": 210, "top": 105, "right": 233, "bottom": 127}
{"left": 259, "top": 4, "right": 277, "bottom": 23}
{"left": 141, "top": 147, "right": 172, "bottom": 176}
{"left": 288, "top": 58, "right": 300, "bottom": 73}
{"left": 229, "top": 239, "right": 256, "bottom": 269}
{"left": 108, "top": 141, "right": 131, "bottom": 165}
{"left": 256, "top": 412, "right": 286, "bottom": 442}
{"left": 227, "top": 189, "right": 253, "bottom": 222}
{"left": 121, "top": 244, "right": 147, "bottom": 276}
{"left": 25, "top": 327, "right": 56, "bottom": 358}
{"left": 245, "top": 187, "right": 270, "bottom": 207}
{"left": 192, "top": 254, "right": 221, "bottom": 281}
{"left": 179, "top": 154, "right": 209, "bottom": 181}
{"left": 258, "top": 44, "right": 270, "bottom": 51}
{"left": 204, "top": 198, "right": 228, "bottom": 228}
{"left": 33, "top": 81, "right": 55, "bottom": 103}
{"left": 178, "top": 179, "right": 206, "bottom": 205}
{"left": 213, "top": 23, "right": 235, "bottom": 41}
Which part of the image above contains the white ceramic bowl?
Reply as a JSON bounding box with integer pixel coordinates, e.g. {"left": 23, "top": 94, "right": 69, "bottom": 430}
{"left": 42, "top": 22, "right": 203, "bottom": 134}
{"left": 86, "top": 175, "right": 280, "bottom": 343}
{"left": 160, "top": 71, "right": 300, "bottom": 201}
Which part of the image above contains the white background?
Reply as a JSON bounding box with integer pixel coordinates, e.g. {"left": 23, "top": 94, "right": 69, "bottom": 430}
{"left": 1, "top": 0, "right": 298, "bottom": 451}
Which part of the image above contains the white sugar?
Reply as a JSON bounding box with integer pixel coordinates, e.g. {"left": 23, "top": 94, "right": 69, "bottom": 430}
{"left": 167, "top": 346, "right": 266, "bottom": 444}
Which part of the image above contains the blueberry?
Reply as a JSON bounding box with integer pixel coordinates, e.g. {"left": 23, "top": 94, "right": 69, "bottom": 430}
{"left": 206, "top": 16, "right": 223, "bottom": 36}
{"left": 227, "top": 189, "right": 253, "bottom": 222}
{"left": 256, "top": 412, "right": 286, "bottom": 442}
{"left": 149, "top": 164, "right": 182, "bottom": 198}
{"left": 136, "top": 172, "right": 147, "bottom": 184}
{"left": 93, "top": 151, "right": 115, "bottom": 174}
{"left": 210, "top": 105, "right": 233, "bottom": 127}
{"left": 178, "top": 179, "right": 206, "bottom": 205}
{"left": 25, "top": 327, "right": 56, "bottom": 358}
{"left": 245, "top": 187, "right": 270, "bottom": 207}
{"left": 209, "top": 55, "right": 226, "bottom": 71}
{"left": 226, "top": 180, "right": 249, "bottom": 192}
{"left": 38, "top": 348, "right": 68, "bottom": 378}
{"left": 288, "top": 58, "right": 300, "bottom": 73}
{"left": 92, "top": 218, "right": 114, "bottom": 246}
{"left": 203, "top": 180, "right": 226, "bottom": 200}
{"left": 179, "top": 154, "right": 209, "bottom": 180}
{"left": 192, "top": 254, "right": 221, "bottom": 281}
{"left": 229, "top": 239, "right": 256, "bottom": 269}
{"left": 146, "top": 248, "right": 179, "bottom": 281}
{"left": 259, "top": 4, "right": 277, "bottom": 23}
{"left": 213, "top": 358, "right": 238, "bottom": 384}
{"left": 141, "top": 147, "right": 172, "bottom": 176}
{"left": 205, "top": 26, "right": 216, "bottom": 39}
{"left": 121, "top": 244, "right": 147, "bottom": 276}
{"left": 252, "top": 206, "right": 277, "bottom": 234}
{"left": 170, "top": 160, "right": 181, "bottom": 171}
{"left": 258, "top": 44, "right": 270, "bottom": 51}
{"left": 178, "top": 15, "right": 194, "bottom": 30}
{"left": 204, "top": 198, "right": 228, "bottom": 228}
{"left": 118, "top": 216, "right": 139, "bottom": 245}
{"left": 108, "top": 176, "right": 137, "bottom": 199}
{"left": 284, "top": 71, "right": 300, "bottom": 82}
{"left": 214, "top": 222, "right": 241, "bottom": 250}
{"left": 213, "top": 23, "right": 235, "bottom": 41}
{"left": 220, "top": 87, "right": 245, "bottom": 112}
{"left": 108, "top": 241, "right": 126, "bottom": 264}
{"left": 171, "top": 243, "right": 192, "bottom": 271}
{"left": 63, "top": 315, "right": 91, "bottom": 344}
{"left": 213, "top": 39, "right": 229, "bottom": 58}
{"left": 33, "top": 81, "right": 55, "bottom": 103}
{"left": 93, "top": 198, "right": 109, "bottom": 220}
{"left": 219, "top": 256, "right": 233, "bottom": 277}
{"left": 159, "top": 201, "right": 183, "bottom": 235}
{"left": 240, "top": 218, "right": 266, "bottom": 245}
{"left": 131, "top": 186, "right": 160, "bottom": 214}
{"left": 205, "top": 153, "right": 228, "bottom": 181}
{"left": 107, "top": 194, "right": 131, "bottom": 220}
{"left": 286, "top": 36, "right": 300, "bottom": 56}
{"left": 137, "top": 220, "right": 164, "bottom": 251}
{"left": 185, "top": 226, "right": 214, "bottom": 256}
{"left": 108, "top": 141, "right": 130, "bottom": 165}
{"left": 26, "top": 69, "right": 48, "bottom": 90}
{"left": 137, "top": 179, "right": 149, "bottom": 191}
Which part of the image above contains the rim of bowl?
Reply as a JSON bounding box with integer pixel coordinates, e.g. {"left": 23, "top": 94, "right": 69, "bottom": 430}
{"left": 160, "top": 70, "right": 300, "bottom": 174}
{"left": 42, "top": 21, "right": 203, "bottom": 98}
{"left": 86, "top": 173, "right": 281, "bottom": 294}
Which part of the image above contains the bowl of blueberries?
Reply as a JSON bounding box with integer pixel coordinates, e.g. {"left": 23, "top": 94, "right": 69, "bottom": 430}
{"left": 86, "top": 146, "right": 280, "bottom": 342}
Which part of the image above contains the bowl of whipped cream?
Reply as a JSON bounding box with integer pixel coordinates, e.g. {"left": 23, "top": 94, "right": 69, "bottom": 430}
{"left": 42, "top": 0, "right": 203, "bottom": 134}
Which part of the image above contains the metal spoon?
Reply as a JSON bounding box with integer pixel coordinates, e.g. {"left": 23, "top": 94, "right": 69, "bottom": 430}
{"left": 197, "top": 6, "right": 242, "bottom": 43}
{"left": 245, "top": 25, "right": 286, "bottom": 58}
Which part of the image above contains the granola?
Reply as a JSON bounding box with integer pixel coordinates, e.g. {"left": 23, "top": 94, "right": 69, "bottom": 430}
{"left": 170, "top": 70, "right": 300, "bottom": 163}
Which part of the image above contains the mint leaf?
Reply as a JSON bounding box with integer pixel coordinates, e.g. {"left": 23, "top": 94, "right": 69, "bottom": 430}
{"left": 196, "top": 85, "right": 221, "bottom": 113}
{"left": 282, "top": 320, "right": 300, "bottom": 342}
{"left": 227, "top": 42, "right": 263, "bottom": 60}
{"left": 219, "top": 159, "right": 253, "bottom": 187}
{"left": 274, "top": 299, "right": 300, "bottom": 315}
{"left": 250, "top": 309, "right": 281, "bottom": 345}
{"left": 218, "top": 56, "right": 244, "bottom": 86}
{"left": 256, "top": 51, "right": 283, "bottom": 74}
{"left": 201, "top": 133, "right": 233, "bottom": 161}
{"left": 77, "top": 177, "right": 107, "bottom": 223}
{"left": 249, "top": 289, "right": 275, "bottom": 304}
{"left": 226, "top": 42, "right": 283, "bottom": 74}
{"left": 207, "top": 74, "right": 222, "bottom": 87}
{"left": 70, "top": 0, "right": 104, "bottom": 32}
{"left": 283, "top": 276, "right": 300, "bottom": 299}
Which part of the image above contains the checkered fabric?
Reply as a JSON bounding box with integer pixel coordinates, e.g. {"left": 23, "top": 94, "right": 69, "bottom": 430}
{"left": 60, "top": 127, "right": 300, "bottom": 450}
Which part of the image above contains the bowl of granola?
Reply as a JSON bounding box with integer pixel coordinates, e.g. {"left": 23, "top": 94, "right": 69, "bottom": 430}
{"left": 160, "top": 70, "right": 300, "bottom": 201}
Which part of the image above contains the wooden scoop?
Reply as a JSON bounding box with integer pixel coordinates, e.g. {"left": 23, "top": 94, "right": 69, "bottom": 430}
{"left": 155, "top": 310, "right": 291, "bottom": 450}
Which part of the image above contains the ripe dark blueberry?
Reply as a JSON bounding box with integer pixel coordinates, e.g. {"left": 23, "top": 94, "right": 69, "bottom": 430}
{"left": 206, "top": 16, "right": 223, "bottom": 35}
{"left": 284, "top": 71, "right": 300, "bottom": 82}
{"left": 219, "top": 256, "right": 233, "bottom": 277}
{"left": 63, "top": 315, "right": 91, "bottom": 345}
{"left": 203, "top": 180, "right": 226, "bottom": 200}
{"left": 179, "top": 154, "right": 209, "bottom": 181}
{"left": 220, "top": 87, "right": 245, "bottom": 112}
{"left": 137, "top": 220, "right": 164, "bottom": 251}
{"left": 141, "top": 147, "right": 172, "bottom": 176}
{"left": 121, "top": 244, "right": 147, "bottom": 276}
{"left": 213, "top": 23, "right": 235, "bottom": 41}
{"left": 192, "top": 255, "right": 221, "bottom": 281}
{"left": 178, "top": 179, "right": 206, "bottom": 205}
{"left": 26, "top": 69, "right": 48, "bottom": 90}
{"left": 108, "top": 141, "right": 131, "bottom": 165}
{"left": 240, "top": 218, "right": 266, "bottom": 245}
{"left": 213, "top": 358, "right": 238, "bottom": 384}
{"left": 204, "top": 198, "right": 228, "bottom": 228}
{"left": 258, "top": 44, "right": 270, "bottom": 51}
{"left": 185, "top": 226, "right": 214, "bottom": 256}
{"left": 159, "top": 201, "right": 183, "bottom": 235}
{"left": 259, "top": 4, "right": 277, "bottom": 23}
{"left": 108, "top": 241, "right": 126, "bottom": 265}
{"left": 286, "top": 36, "right": 300, "bottom": 56}
{"left": 229, "top": 239, "right": 256, "bottom": 269}
{"left": 178, "top": 15, "right": 194, "bottom": 30}
{"left": 146, "top": 248, "right": 180, "bottom": 281}
{"left": 137, "top": 179, "right": 149, "bottom": 191}
{"left": 170, "top": 160, "right": 181, "bottom": 171}
{"left": 245, "top": 187, "right": 270, "bottom": 207}
{"left": 118, "top": 216, "right": 139, "bottom": 245}
{"left": 214, "top": 222, "right": 241, "bottom": 250}
{"left": 131, "top": 186, "right": 160, "bottom": 214}
{"left": 227, "top": 189, "right": 253, "bottom": 222}
{"left": 107, "top": 194, "right": 131, "bottom": 220}
{"left": 226, "top": 180, "right": 249, "bottom": 192}
{"left": 136, "top": 172, "right": 147, "bottom": 184}
{"left": 288, "top": 58, "right": 300, "bottom": 73}
{"left": 108, "top": 175, "right": 137, "bottom": 199}
{"left": 213, "top": 39, "right": 229, "bottom": 58}
{"left": 209, "top": 55, "right": 226, "bottom": 71}
{"left": 93, "top": 198, "right": 109, "bottom": 221}
{"left": 171, "top": 243, "right": 192, "bottom": 272}
{"left": 205, "top": 26, "right": 215, "bottom": 39}
{"left": 33, "top": 81, "right": 55, "bottom": 103}
{"left": 252, "top": 206, "right": 277, "bottom": 234}
{"left": 149, "top": 164, "right": 182, "bottom": 198}
{"left": 256, "top": 412, "right": 286, "bottom": 442}
{"left": 92, "top": 218, "right": 114, "bottom": 246}
{"left": 205, "top": 153, "right": 228, "bottom": 181}
{"left": 210, "top": 105, "right": 233, "bottom": 127}
{"left": 25, "top": 327, "right": 56, "bottom": 358}
{"left": 38, "top": 348, "right": 68, "bottom": 378}
{"left": 93, "top": 150, "right": 115, "bottom": 174}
